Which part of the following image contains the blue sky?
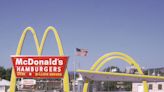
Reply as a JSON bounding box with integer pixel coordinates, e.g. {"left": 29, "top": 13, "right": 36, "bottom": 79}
{"left": 0, "top": 0, "right": 164, "bottom": 71}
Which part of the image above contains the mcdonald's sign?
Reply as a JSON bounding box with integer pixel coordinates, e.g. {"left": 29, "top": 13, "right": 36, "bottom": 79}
{"left": 10, "top": 26, "right": 70, "bottom": 92}
{"left": 11, "top": 56, "right": 68, "bottom": 78}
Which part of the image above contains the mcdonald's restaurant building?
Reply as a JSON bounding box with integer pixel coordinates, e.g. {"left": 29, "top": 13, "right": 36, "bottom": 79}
{"left": 132, "top": 67, "right": 164, "bottom": 92}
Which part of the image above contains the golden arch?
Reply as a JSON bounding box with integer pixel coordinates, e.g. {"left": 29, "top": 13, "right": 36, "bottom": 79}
{"left": 10, "top": 26, "right": 70, "bottom": 92}
{"left": 83, "top": 52, "right": 148, "bottom": 92}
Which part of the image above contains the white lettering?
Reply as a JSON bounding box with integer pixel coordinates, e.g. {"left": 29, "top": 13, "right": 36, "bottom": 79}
{"left": 16, "top": 58, "right": 23, "bottom": 65}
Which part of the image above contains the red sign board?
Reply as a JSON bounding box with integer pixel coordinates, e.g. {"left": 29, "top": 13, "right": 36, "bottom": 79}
{"left": 11, "top": 56, "right": 68, "bottom": 78}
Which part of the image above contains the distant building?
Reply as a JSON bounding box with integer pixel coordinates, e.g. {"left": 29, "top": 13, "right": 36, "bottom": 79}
{"left": 0, "top": 78, "right": 10, "bottom": 92}
{"left": 125, "top": 66, "right": 145, "bottom": 74}
{"left": 69, "top": 71, "right": 83, "bottom": 92}
{"left": 132, "top": 67, "right": 164, "bottom": 92}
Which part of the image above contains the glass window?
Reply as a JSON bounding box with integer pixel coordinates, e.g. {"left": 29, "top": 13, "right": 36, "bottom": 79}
{"left": 158, "top": 84, "right": 162, "bottom": 90}
{"left": 149, "top": 84, "right": 153, "bottom": 90}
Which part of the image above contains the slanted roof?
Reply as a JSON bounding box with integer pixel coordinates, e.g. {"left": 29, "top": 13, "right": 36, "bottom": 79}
{"left": 0, "top": 79, "right": 10, "bottom": 86}
{"left": 77, "top": 70, "right": 164, "bottom": 82}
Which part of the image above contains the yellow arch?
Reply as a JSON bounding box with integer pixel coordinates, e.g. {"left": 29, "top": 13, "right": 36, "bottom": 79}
{"left": 83, "top": 52, "right": 148, "bottom": 92}
{"left": 10, "top": 26, "right": 70, "bottom": 92}
{"left": 40, "top": 26, "right": 70, "bottom": 92}
{"left": 10, "top": 27, "right": 39, "bottom": 92}
{"left": 95, "top": 56, "right": 134, "bottom": 71}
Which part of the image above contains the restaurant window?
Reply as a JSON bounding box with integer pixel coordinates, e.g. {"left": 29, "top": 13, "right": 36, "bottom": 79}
{"left": 158, "top": 84, "right": 162, "bottom": 90}
{"left": 149, "top": 84, "right": 153, "bottom": 90}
